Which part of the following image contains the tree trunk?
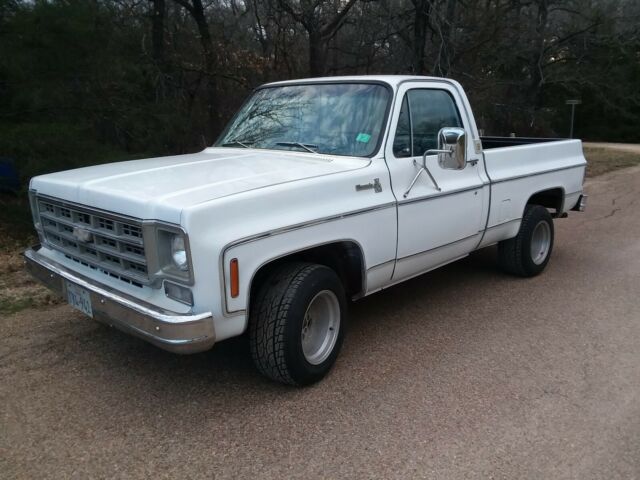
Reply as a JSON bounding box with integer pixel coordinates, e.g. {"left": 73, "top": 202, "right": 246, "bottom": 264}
{"left": 412, "top": 0, "right": 430, "bottom": 75}
{"left": 188, "top": 0, "right": 220, "bottom": 136}
{"left": 277, "top": 0, "right": 357, "bottom": 77}
{"left": 149, "top": 0, "right": 165, "bottom": 66}
{"left": 309, "top": 30, "right": 327, "bottom": 76}
{"left": 529, "top": 0, "right": 549, "bottom": 109}
{"left": 438, "top": 0, "right": 457, "bottom": 77}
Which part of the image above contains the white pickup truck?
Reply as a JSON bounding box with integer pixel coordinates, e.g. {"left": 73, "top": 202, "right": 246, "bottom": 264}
{"left": 25, "top": 75, "right": 587, "bottom": 385}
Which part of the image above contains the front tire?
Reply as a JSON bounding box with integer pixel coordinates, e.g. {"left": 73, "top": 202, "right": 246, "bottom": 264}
{"left": 249, "top": 262, "right": 347, "bottom": 386}
{"left": 498, "top": 204, "right": 554, "bottom": 277}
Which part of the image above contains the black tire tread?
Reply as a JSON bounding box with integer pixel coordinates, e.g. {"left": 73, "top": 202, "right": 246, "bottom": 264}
{"left": 498, "top": 204, "right": 553, "bottom": 277}
{"left": 249, "top": 262, "right": 324, "bottom": 386}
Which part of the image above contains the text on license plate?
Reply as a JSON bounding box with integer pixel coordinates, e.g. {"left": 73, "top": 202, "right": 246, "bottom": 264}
{"left": 66, "top": 281, "right": 93, "bottom": 318}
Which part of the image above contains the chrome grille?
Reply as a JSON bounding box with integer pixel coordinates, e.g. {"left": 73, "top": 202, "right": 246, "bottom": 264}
{"left": 37, "top": 197, "right": 148, "bottom": 287}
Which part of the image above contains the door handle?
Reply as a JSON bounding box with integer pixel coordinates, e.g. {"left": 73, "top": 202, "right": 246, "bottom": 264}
{"left": 355, "top": 178, "right": 382, "bottom": 193}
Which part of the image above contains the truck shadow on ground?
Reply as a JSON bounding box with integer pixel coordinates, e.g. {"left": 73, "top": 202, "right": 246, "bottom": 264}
{"left": 30, "top": 245, "right": 523, "bottom": 418}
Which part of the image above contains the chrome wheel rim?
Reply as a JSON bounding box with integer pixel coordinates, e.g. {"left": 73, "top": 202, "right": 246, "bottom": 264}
{"left": 301, "top": 290, "right": 340, "bottom": 365}
{"left": 530, "top": 220, "right": 551, "bottom": 265}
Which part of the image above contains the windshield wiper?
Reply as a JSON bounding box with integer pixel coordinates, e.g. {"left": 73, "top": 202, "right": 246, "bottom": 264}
{"left": 276, "top": 141, "right": 319, "bottom": 154}
{"left": 222, "top": 139, "right": 252, "bottom": 148}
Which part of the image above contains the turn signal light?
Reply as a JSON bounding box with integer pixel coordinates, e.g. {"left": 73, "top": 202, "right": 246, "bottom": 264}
{"left": 230, "top": 258, "right": 239, "bottom": 298}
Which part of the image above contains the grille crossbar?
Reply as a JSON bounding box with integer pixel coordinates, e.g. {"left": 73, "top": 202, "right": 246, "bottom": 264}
{"left": 37, "top": 197, "right": 149, "bottom": 287}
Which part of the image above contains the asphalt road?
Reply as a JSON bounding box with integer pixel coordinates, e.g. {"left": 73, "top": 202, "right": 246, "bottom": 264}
{"left": 2, "top": 165, "right": 640, "bottom": 479}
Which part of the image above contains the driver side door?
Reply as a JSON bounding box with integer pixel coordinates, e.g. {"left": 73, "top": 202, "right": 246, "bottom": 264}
{"left": 385, "top": 82, "right": 487, "bottom": 283}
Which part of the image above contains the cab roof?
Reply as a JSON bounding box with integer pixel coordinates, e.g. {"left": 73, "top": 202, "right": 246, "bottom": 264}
{"left": 261, "top": 75, "right": 457, "bottom": 90}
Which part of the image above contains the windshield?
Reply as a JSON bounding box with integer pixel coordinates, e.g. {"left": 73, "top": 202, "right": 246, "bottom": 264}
{"left": 216, "top": 83, "right": 390, "bottom": 157}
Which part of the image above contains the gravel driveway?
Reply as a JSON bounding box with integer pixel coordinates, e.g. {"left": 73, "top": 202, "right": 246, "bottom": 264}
{"left": 2, "top": 165, "right": 639, "bottom": 479}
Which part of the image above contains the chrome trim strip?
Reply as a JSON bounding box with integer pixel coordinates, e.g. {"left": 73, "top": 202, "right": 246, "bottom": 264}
{"left": 389, "top": 254, "right": 469, "bottom": 287}
{"left": 24, "top": 246, "right": 215, "bottom": 354}
{"left": 222, "top": 238, "right": 371, "bottom": 317}
{"left": 223, "top": 202, "right": 397, "bottom": 251}
{"left": 398, "top": 183, "right": 488, "bottom": 206}
{"left": 219, "top": 202, "right": 396, "bottom": 316}
{"left": 491, "top": 164, "right": 586, "bottom": 184}
{"left": 483, "top": 217, "right": 522, "bottom": 231}
{"left": 244, "top": 238, "right": 370, "bottom": 314}
{"left": 367, "top": 259, "right": 395, "bottom": 272}
{"left": 397, "top": 232, "right": 481, "bottom": 262}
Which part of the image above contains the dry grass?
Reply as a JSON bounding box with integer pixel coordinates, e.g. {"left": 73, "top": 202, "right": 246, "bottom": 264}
{"left": 584, "top": 147, "right": 640, "bottom": 177}
{"left": 0, "top": 240, "right": 62, "bottom": 315}
{"left": 0, "top": 196, "right": 59, "bottom": 314}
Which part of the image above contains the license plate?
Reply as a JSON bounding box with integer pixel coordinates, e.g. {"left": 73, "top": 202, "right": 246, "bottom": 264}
{"left": 66, "top": 281, "right": 93, "bottom": 318}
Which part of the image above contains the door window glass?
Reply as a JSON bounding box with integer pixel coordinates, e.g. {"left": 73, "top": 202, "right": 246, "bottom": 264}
{"left": 392, "top": 89, "right": 462, "bottom": 157}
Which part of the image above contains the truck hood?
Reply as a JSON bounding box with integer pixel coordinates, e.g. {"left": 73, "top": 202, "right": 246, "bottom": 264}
{"left": 30, "top": 148, "right": 368, "bottom": 224}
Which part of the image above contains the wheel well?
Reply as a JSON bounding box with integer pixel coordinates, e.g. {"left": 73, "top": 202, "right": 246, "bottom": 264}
{"left": 249, "top": 241, "right": 365, "bottom": 305}
{"left": 527, "top": 188, "right": 564, "bottom": 215}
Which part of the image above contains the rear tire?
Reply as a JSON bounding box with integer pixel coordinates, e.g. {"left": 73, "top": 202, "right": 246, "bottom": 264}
{"left": 249, "top": 262, "right": 347, "bottom": 386}
{"left": 498, "top": 204, "right": 554, "bottom": 277}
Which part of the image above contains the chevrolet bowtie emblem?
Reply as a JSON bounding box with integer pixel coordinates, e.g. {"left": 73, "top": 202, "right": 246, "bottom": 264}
{"left": 72, "top": 227, "right": 93, "bottom": 243}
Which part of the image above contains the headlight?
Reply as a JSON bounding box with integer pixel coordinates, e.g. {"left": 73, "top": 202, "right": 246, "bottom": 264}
{"left": 171, "top": 234, "right": 188, "bottom": 271}
{"left": 148, "top": 225, "right": 193, "bottom": 284}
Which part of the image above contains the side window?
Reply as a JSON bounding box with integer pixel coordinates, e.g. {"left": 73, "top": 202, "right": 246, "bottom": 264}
{"left": 392, "top": 96, "right": 412, "bottom": 157}
{"left": 392, "top": 89, "right": 462, "bottom": 158}
{"left": 408, "top": 89, "right": 462, "bottom": 155}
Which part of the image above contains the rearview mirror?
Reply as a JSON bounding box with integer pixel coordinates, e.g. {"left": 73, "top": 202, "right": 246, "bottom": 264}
{"left": 437, "top": 127, "right": 467, "bottom": 170}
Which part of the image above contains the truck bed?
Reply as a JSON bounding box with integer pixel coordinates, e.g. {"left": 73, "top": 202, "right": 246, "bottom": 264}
{"left": 481, "top": 136, "right": 566, "bottom": 150}
{"left": 478, "top": 137, "right": 587, "bottom": 248}
{"left": 482, "top": 137, "right": 586, "bottom": 185}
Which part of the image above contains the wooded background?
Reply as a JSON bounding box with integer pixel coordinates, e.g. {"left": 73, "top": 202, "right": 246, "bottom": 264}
{"left": 1, "top": 0, "right": 639, "bottom": 183}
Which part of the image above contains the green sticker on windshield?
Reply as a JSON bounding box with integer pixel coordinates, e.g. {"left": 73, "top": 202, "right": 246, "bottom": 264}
{"left": 356, "top": 133, "right": 372, "bottom": 143}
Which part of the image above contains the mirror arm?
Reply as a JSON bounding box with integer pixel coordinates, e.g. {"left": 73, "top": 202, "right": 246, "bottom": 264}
{"left": 420, "top": 149, "right": 445, "bottom": 192}
{"left": 404, "top": 149, "right": 446, "bottom": 198}
{"left": 423, "top": 165, "right": 442, "bottom": 192}
{"left": 403, "top": 168, "right": 425, "bottom": 198}
{"left": 424, "top": 148, "right": 452, "bottom": 157}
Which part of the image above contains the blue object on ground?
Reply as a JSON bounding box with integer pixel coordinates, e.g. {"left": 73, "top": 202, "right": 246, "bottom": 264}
{"left": 0, "top": 157, "right": 21, "bottom": 193}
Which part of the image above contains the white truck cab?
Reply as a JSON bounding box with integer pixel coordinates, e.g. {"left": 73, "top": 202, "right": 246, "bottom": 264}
{"left": 25, "top": 75, "right": 587, "bottom": 385}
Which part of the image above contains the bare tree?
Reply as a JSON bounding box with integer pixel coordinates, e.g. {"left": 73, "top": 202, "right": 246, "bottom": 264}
{"left": 172, "top": 0, "right": 220, "bottom": 134}
{"left": 410, "top": 0, "right": 431, "bottom": 74}
{"left": 278, "top": 0, "right": 359, "bottom": 76}
{"left": 149, "top": 0, "right": 166, "bottom": 66}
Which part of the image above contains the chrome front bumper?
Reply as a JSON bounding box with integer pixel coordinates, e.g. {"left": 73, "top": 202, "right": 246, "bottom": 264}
{"left": 24, "top": 246, "right": 215, "bottom": 354}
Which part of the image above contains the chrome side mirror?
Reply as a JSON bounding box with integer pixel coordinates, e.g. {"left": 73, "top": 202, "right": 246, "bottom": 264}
{"left": 437, "top": 127, "right": 467, "bottom": 170}
{"left": 403, "top": 127, "right": 468, "bottom": 198}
